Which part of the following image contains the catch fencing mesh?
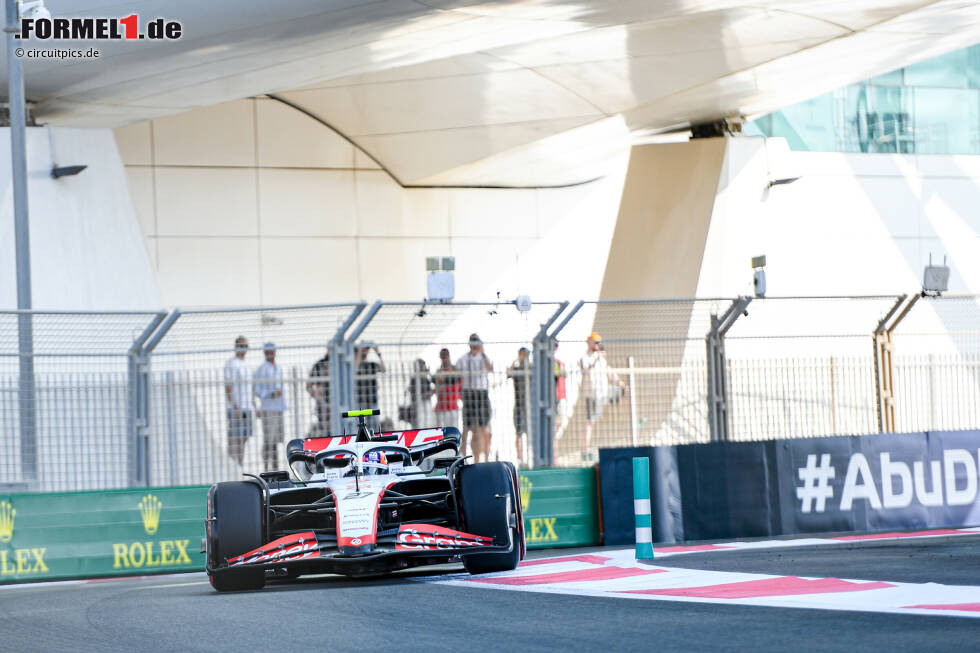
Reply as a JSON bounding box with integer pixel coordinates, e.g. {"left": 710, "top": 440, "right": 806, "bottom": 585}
{"left": 0, "top": 311, "right": 165, "bottom": 491}
{"left": 2, "top": 295, "right": 978, "bottom": 491}
{"left": 347, "top": 301, "right": 566, "bottom": 465}
{"left": 146, "top": 304, "right": 364, "bottom": 487}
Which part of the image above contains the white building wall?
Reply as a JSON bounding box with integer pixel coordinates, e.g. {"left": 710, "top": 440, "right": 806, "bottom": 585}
{"left": 114, "top": 97, "right": 629, "bottom": 308}
{"left": 697, "top": 137, "right": 979, "bottom": 300}
{"left": 696, "top": 136, "right": 980, "bottom": 357}
{"left": 0, "top": 127, "right": 160, "bottom": 310}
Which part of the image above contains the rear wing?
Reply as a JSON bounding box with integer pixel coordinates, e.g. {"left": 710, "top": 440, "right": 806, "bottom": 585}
{"left": 299, "top": 427, "right": 461, "bottom": 454}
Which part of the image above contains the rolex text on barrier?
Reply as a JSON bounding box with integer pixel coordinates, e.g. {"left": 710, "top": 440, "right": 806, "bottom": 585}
{"left": 519, "top": 468, "right": 600, "bottom": 549}
{"left": 0, "top": 486, "right": 206, "bottom": 583}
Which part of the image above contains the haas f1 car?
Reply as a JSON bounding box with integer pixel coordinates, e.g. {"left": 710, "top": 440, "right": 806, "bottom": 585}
{"left": 205, "top": 410, "right": 526, "bottom": 591}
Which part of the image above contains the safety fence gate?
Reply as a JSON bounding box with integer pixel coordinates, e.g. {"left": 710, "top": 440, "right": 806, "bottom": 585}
{"left": 2, "top": 295, "right": 979, "bottom": 491}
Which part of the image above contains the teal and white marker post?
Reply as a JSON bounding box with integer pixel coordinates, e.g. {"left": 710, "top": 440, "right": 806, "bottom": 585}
{"left": 632, "top": 456, "right": 654, "bottom": 559}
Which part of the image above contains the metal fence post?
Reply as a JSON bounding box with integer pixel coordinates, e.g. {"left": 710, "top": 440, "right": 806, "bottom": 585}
{"left": 330, "top": 302, "right": 371, "bottom": 435}
{"left": 327, "top": 340, "right": 350, "bottom": 435}
{"left": 164, "top": 370, "right": 177, "bottom": 486}
{"left": 126, "top": 312, "right": 168, "bottom": 487}
{"left": 530, "top": 333, "right": 552, "bottom": 468}
{"left": 705, "top": 297, "right": 752, "bottom": 442}
{"left": 290, "top": 366, "right": 302, "bottom": 440}
{"left": 628, "top": 356, "right": 638, "bottom": 446}
{"left": 533, "top": 301, "right": 581, "bottom": 468}
{"left": 130, "top": 310, "right": 180, "bottom": 486}
{"left": 873, "top": 294, "right": 916, "bottom": 433}
{"left": 8, "top": 0, "right": 36, "bottom": 484}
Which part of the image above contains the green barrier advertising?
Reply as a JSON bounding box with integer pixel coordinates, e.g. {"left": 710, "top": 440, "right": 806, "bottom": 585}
{"left": 0, "top": 486, "right": 207, "bottom": 583}
{"left": 519, "top": 467, "right": 600, "bottom": 549}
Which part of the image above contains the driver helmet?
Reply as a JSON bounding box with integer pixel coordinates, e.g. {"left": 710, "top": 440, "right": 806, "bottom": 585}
{"left": 361, "top": 450, "right": 389, "bottom": 475}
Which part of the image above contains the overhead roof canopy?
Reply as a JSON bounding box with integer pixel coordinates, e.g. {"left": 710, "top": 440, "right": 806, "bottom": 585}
{"left": 8, "top": 0, "right": 980, "bottom": 185}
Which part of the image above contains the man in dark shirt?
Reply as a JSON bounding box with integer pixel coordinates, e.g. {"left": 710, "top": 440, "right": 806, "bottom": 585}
{"left": 355, "top": 344, "right": 385, "bottom": 431}
{"left": 507, "top": 347, "right": 531, "bottom": 464}
{"left": 307, "top": 352, "right": 330, "bottom": 435}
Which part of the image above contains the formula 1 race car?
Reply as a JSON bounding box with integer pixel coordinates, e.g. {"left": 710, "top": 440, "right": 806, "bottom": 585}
{"left": 205, "top": 410, "right": 525, "bottom": 591}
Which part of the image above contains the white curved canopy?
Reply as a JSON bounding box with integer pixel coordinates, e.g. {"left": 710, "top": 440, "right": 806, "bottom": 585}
{"left": 8, "top": 0, "right": 980, "bottom": 185}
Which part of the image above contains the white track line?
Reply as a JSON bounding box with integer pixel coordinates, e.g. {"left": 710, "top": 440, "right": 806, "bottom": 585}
{"left": 418, "top": 529, "right": 980, "bottom": 618}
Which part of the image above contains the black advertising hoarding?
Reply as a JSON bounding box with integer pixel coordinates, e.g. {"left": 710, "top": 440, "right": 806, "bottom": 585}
{"left": 601, "top": 429, "right": 980, "bottom": 544}
{"left": 676, "top": 441, "right": 781, "bottom": 541}
{"left": 778, "top": 430, "right": 980, "bottom": 534}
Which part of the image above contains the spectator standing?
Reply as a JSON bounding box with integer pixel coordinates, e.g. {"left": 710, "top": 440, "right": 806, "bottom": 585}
{"left": 554, "top": 341, "right": 568, "bottom": 442}
{"left": 506, "top": 347, "right": 531, "bottom": 465}
{"left": 254, "top": 342, "right": 287, "bottom": 469}
{"left": 579, "top": 331, "right": 626, "bottom": 455}
{"left": 406, "top": 358, "right": 434, "bottom": 428}
{"left": 224, "top": 335, "right": 254, "bottom": 465}
{"left": 433, "top": 348, "right": 461, "bottom": 431}
{"left": 355, "top": 344, "right": 385, "bottom": 432}
{"left": 456, "top": 333, "right": 493, "bottom": 461}
{"left": 307, "top": 350, "right": 330, "bottom": 435}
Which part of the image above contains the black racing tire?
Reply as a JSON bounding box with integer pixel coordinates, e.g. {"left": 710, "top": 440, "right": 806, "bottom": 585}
{"left": 207, "top": 481, "right": 266, "bottom": 592}
{"left": 458, "top": 462, "right": 522, "bottom": 574}
{"left": 501, "top": 461, "right": 527, "bottom": 561}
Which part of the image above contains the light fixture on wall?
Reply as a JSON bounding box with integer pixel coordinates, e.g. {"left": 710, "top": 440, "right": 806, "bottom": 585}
{"left": 764, "top": 176, "right": 800, "bottom": 190}
{"left": 752, "top": 255, "right": 767, "bottom": 298}
{"left": 426, "top": 256, "right": 455, "bottom": 302}
{"left": 922, "top": 254, "right": 950, "bottom": 297}
{"left": 51, "top": 164, "right": 87, "bottom": 179}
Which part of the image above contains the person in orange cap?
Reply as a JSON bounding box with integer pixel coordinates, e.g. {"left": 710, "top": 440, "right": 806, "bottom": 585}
{"left": 579, "top": 331, "right": 625, "bottom": 457}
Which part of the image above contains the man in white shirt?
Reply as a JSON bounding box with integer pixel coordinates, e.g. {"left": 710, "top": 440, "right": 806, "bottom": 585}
{"left": 254, "top": 342, "right": 287, "bottom": 469}
{"left": 579, "top": 331, "right": 626, "bottom": 453}
{"left": 456, "top": 333, "right": 493, "bottom": 462}
{"left": 224, "top": 335, "right": 254, "bottom": 465}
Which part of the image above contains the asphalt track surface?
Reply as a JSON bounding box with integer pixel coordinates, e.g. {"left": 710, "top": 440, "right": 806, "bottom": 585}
{"left": 3, "top": 536, "right": 979, "bottom": 652}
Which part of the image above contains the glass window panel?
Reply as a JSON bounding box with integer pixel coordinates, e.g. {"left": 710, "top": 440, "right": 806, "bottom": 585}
{"left": 905, "top": 49, "right": 969, "bottom": 88}
{"left": 967, "top": 44, "right": 980, "bottom": 89}
{"left": 912, "top": 87, "right": 980, "bottom": 154}
{"left": 841, "top": 85, "right": 874, "bottom": 153}
{"left": 871, "top": 68, "right": 903, "bottom": 87}
{"left": 867, "top": 86, "right": 913, "bottom": 153}
{"left": 763, "top": 92, "right": 837, "bottom": 151}
{"left": 745, "top": 45, "right": 980, "bottom": 155}
{"left": 742, "top": 119, "right": 768, "bottom": 137}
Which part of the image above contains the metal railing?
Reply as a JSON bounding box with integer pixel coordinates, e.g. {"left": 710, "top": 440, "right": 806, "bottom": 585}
{"left": 2, "top": 295, "right": 979, "bottom": 491}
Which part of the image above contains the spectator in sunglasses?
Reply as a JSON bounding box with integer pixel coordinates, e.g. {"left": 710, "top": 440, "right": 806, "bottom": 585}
{"left": 224, "top": 335, "right": 255, "bottom": 465}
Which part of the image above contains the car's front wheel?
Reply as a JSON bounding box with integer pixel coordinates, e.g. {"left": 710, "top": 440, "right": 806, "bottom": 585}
{"left": 458, "top": 462, "right": 523, "bottom": 574}
{"left": 207, "top": 481, "right": 266, "bottom": 592}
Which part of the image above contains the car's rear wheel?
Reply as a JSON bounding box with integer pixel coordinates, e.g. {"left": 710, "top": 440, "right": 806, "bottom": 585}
{"left": 458, "top": 462, "right": 522, "bottom": 574}
{"left": 207, "top": 481, "right": 266, "bottom": 592}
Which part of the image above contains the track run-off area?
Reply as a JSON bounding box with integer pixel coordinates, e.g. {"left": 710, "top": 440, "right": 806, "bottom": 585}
{"left": 2, "top": 529, "right": 979, "bottom": 652}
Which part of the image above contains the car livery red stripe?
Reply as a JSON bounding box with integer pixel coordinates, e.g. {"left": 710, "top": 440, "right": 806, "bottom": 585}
{"left": 396, "top": 524, "right": 494, "bottom": 550}
{"left": 229, "top": 531, "right": 320, "bottom": 566}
